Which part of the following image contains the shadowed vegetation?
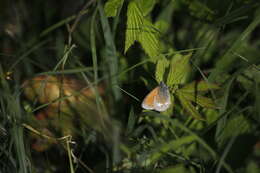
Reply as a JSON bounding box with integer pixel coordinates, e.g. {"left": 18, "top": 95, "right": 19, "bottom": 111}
{"left": 0, "top": 0, "right": 260, "bottom": 173}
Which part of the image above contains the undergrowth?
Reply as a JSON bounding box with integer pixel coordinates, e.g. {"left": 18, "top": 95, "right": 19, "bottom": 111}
{"left": 0, "top": 0, "right": 260, "bottom": 173}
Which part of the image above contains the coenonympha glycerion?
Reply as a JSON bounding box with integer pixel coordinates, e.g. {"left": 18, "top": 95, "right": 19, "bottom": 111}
{"left": 141, "top": 82, "right": 171, "bottom": 112}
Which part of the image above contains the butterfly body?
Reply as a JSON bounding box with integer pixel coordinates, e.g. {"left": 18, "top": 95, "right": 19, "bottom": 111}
{"left": 142, "top": 82, "right": 171, "bottom": 112}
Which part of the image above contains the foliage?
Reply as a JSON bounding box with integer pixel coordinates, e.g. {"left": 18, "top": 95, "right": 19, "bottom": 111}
{"left": 0, "top": 0, "right": 260, "bottom": 173}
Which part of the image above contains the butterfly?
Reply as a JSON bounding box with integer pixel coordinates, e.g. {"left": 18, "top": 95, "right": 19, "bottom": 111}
{"left": 141, "top": 82, "right": 171, "bottom": 112}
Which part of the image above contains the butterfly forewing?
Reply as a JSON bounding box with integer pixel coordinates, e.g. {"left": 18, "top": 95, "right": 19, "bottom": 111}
{"left": 141, "top": 87, "right": 159, "bottom": 110}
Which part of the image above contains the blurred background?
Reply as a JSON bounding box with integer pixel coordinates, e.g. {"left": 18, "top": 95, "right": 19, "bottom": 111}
{"left": 0, "top": 0, "right": 260, "bottom": 173}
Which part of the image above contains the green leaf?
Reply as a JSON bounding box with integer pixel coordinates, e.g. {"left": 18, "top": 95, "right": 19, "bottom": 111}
{"left": 177, "top": 91, "right": 204, "bottom": 120}
{"left": 124, "top": 1, "right": 144, "bottom": 53}
{"left": 137, "top": 0, "right": 156, "bottom": 16}
{"left": 104, "top": 0, "right": 124, "bottom": 17}
{"left": 179, "top": 91, "right": 218, "bottom": 109}
{"left": 237, "top": 66, "right": 260, "bottom": 90}
{"left": 137, "top": 19, "right": 161, "bottom": 59}
{"left": 246, "top": 161, "right": 260, "bottom": 173}
{"left": 183, "top": 0, "right": 215, "bottom": 21}
{"left": 167, "top": 53, "right": 192, "bottom": 86}
{"left": 155, "top": 20, "right": 169, "bottom": 35}
{"left": 215, "top": 77, "right": 235, "bottom": 144}
{"left": 180, "top": 81, "right": 220, "bottom": 93}
{"left": 124, "top": 1, "right": 161, "bottom": 59}
{"left": 98, "top": 2, "right": 121, "bottom": 101}
{"left": 143, "top": 135, "right": 196, "bottom": 166}
{"left": 125, "top": 107, "right": 136, "bottom": 136}
{"left": 216, "top": 114, "right": 251, "bottom": 147}
{"left": 159, "top": 165, "right": 190, "bottom": 173}
{"left": 155, "top": 55, "right": 169, "bottom": 82}
{"left": 209, "top": 8, "right": 260, "bottom": 82}
{"left": 144, "top": 114, "right": 233, "bottom": 172}
{"left": 204, "top": 109, "right": 219, "bottom": 124}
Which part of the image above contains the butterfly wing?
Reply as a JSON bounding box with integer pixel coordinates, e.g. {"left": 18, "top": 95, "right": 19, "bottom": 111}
{"left": 153, "top": 91, "right": 171, "bottom": 112}
{"left": 141, "top": 87, "right": 159, "bottom": 110}
{"left": 153, "top": 83, "right": 171, "bottom": 112}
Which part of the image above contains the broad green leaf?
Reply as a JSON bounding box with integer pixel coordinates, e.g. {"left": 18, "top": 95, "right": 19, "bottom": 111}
{"left": 124, "top": 1, "right": 161, "bottom": 59}
{"left": 216, "top": 114, "right": 251, "bottom": 147}
{"left": 180, "top": 81, "right": 220, "bottom": 93}
{"left": 167, "top": 53, "right": 192, "bottom": 86}
{"left": 137, "top": 19, "right": 161, "bottom": 59}
{"left": 104, "top": 0, "right": 124, "bottom": 17}
{"left": 179, "top": 91, "right": 218, "bottom": 109}
{"left": 155, "top": 56, "right": 169, "bottom": 82}
{"left": 137, "top": 0, "right": 156, "bottom": 16}
{"left": 124, "top": 1, "right": 144, "bottom": 53}
{"left": 177, "top": 91, "right": 204, "bottom": 120}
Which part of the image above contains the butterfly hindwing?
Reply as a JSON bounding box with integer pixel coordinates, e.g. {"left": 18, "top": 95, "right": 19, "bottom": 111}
{"left": 142, "top": 82, "right": 171, "bottom": 112}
